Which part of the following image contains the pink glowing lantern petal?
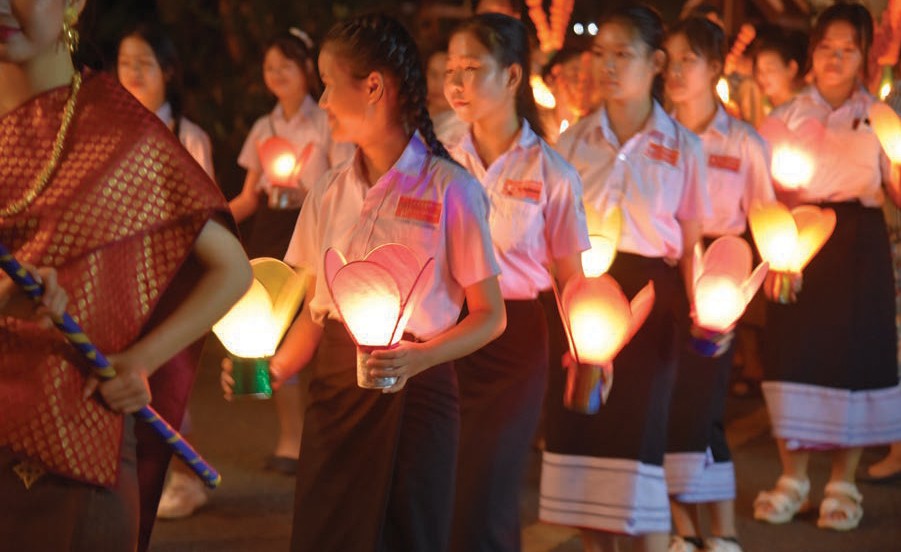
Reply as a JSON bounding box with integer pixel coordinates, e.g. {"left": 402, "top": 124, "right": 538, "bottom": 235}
{"left": 758, "top": 118, "right": 820, "bottom": 190}
{"left": 323, "top": 245, "right": 434, "bottom": 349}
{"left": 691, "top": 236, "right": 769, "bottom": 333}
{"left": 560, "top": 274, "right": 655, "bottom": 366}
{"left": 329, "top": 261, "right": 402, "bottom": 347}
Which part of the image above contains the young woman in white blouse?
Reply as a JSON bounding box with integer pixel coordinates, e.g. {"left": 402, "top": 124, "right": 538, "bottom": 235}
{"left": 753, "top": 3, "right": 901, "bottom": 532}
{"left": 443, "top": 13, "right": 589, "bottom": 552}
{"left": 545, "top": 6, "right": 711, "bottom": 552}
{"left": 224, "top": 14, "right": 506, "bottom": 551}
{"left": 663, "top": 17, "right": 774, "bottom": 552}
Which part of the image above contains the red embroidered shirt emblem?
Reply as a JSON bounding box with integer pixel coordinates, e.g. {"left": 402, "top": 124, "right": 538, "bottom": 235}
{"left": 708, "top": 154, "right": 741, "bottom": 172}
{"left": 395, "top": 196, "right": 442, "bottom": 225}
{"left": 502, "top": 179, "right": 543, "bottom": 202}
{"left": 645, "top": 142, "right": 679, "bottom": 166}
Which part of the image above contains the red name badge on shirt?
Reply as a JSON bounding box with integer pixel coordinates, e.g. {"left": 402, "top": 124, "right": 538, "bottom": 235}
{"left": 502, "top": 179, "right": 543, "bottom": 203}
{"left": 395, "top": 196, "right": 442, "bottom": 226}
{"left": 645, "top": 142, "right": 680, "bottom": 166}
{"left": 708, "top": 154, "right": 741, "bottom": 172}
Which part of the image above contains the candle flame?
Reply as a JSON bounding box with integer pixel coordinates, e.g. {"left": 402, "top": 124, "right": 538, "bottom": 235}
{"left": 694, "top": 275, "right": 744, "bottom": 332}
{"left": 716, "top": 77, "right": 730, "bottom": 105}
{"left": 771, "top": 146, "right": 814, "bottom": 189}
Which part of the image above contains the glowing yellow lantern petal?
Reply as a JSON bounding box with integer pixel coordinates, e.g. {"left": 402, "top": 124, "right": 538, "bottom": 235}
{"left": 581, "top": 205, "right": 622, "bottom": 277}
{"left": 213, "top": 280, "right": 280, "bottom": 358}
{"left": 869, "top": 101, "right": 901, "bottom": 164}
{"left": 694, "top": 274, "right": 745, "bottom": 333}
{"left": 792, "top": 205, "right": 836, "bottom": 272}
{"left": 749, "top": 202, "right": 799, "bottom": 272}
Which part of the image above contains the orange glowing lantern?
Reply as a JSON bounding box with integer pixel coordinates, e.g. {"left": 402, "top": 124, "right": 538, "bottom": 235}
{"left": 258, "top": 138, "right": 314, "bottom": 209}
{"left": 690, "top": 237, "right": 768, "bottom": 355}
{"left": 581, "top": 205, "right": 622, "bottom": 277}
{"left": 214, "top": 258, "right": 307, "bottom": 398}
{"left": 531, "top": 75, "right": 557, "bottom": 109}
{"left": 324, "top": 244, "right": 434, "bottom": 389}
{"left": 749, "top": 202, "right": 836, "bottom": 303}
{"left": 553, "top": 274, "right": 655, "bottom": 413}
{"left": 869, "top": 101, "right": 901, "bottom": 163}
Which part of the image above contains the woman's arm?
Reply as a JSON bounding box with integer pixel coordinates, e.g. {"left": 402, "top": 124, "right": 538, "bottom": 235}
{"left": 86, "top": 219, "right": 252, "bottom": 413}
{"left": 554, "top": 253, "right": 583, "bottom": 290}
{"left": 367, "top": 275, "right": 506, "bottom": 393}
{"left": 679, "top": 218, "right": 703, "bottom": 299}
{"left": 228, "top": 170, "right": 263, "bottom": 223}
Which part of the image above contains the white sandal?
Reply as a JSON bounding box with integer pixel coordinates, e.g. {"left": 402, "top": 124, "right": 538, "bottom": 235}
{"left": 753, "top": 475, "right": 811, "bottom": 524}
{"left": 817, "top": 481, "right": 863, "bottom": 531}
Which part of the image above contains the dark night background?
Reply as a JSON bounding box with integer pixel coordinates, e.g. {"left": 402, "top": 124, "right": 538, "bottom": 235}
{"left": 71, "top": 1, "right": 737, "bottom": 202}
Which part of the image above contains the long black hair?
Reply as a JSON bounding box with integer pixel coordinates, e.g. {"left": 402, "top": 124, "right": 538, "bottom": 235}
{"left": 118, "top": 22, "right": 185, "bottom": 135}
{"left": 598, "top": 4, "right": 667, "bottom": 103}
{"left": 451, "top": 13, "right": 546, "bottom": 139}
{"left": 322, "top": 13, "right": 451, "bottom": 161}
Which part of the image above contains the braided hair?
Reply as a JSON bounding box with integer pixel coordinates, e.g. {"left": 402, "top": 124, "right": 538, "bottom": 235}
{"left": 322, "top": 13, "right": 453, "bottom": 161}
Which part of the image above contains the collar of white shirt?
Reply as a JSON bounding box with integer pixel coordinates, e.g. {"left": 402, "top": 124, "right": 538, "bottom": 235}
{"left": 272, "top": 95, "right": 318, "bottom": 124}
{"left": 456, "top": 117, "right": 540, "bottom": 164}
{"left": 348, "top": 131, "right": 430, "bottom": 186}
{"left": 597, "top": 100, "right": 679, "bottom": 150}
{"left": 796, "top": 84, "right": 871, "bottom": 113}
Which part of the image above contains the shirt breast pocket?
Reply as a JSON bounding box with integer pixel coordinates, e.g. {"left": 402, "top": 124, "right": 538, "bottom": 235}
{"left": 488, "top": 190, "right": 544, "bottom": 253}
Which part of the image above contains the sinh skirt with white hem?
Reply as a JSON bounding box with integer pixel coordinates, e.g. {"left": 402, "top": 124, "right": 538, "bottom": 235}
{"left": 540, "top": 253, "right": 686, "bottom": 536}
{"left": 764, "top": 202, "right": 901, "bottom": 450}
{"left": 663, "top": 235, "right": 739, "bottom": 504}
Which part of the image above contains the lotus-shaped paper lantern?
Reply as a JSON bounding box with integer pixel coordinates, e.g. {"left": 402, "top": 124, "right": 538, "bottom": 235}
{"left": 690, "top": 236, "right": 768, "bottom": 355}
{"left": 581, "top": 205, "right": 622, "bottom": 277}
{"left": 554, "top": 274, "right": 655, "bottom": 413}
{"left": 324, "top": 244, "right": 434, "bottom": 389}
{"left": 258, "top": 138, "right": 314, "bottom": 209}
{"left": 214, "top": 258, "right": 307, "bottom": 398}
{"left": 869, "top": 101, "right": 901, "bottom": 163}
{"left": 759, "top": 118, "right": 821, "bottom": 191}
{"left": 749, "top": 201, "right": 836, "bottom": 303}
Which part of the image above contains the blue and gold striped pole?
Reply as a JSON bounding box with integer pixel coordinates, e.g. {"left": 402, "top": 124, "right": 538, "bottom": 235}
{"left": 0, "top": 244, "right": 221, "bottom": 489}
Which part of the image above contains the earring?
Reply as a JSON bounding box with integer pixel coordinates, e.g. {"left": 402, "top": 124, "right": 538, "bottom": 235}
{"left": 61, "top": 2, "right": 80, "bottom": 55}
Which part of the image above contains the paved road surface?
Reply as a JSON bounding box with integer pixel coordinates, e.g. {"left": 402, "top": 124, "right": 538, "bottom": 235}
{"left": 150, "top": 341, "right": 901, "bottom": 552}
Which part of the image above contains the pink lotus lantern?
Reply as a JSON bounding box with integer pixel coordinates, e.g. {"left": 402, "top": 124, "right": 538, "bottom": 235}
{"left": 258, "top": 138, "right": 314, "bottom": 209}
{"left": 749, "top": 201, "right": 836, "bottom": 303}
{"left": 553, "top": 274, "right": 655, "bottom": 414}
{"left": 758, "top": 119, "right": 820, "bottom": 191}
{"left": 324, "top": 244, "right": 434, "bottom": 389}
{"left": 689, "top": 236, "right": 768, "bottom": 356}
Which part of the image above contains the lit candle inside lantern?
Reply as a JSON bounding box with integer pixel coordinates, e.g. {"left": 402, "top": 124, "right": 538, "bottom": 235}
{"left": 770, "top": 145, "right": 815, "bottom": 190}
{"left": 214, "top": 258, "right": 306, "bottom": 398}
{"left": 749, "top": 202, "right": 835, "bottom": 303}
{"left": 581, "top": 205, "right": 622, "bottom": 277}
{"left": 531, "top": 75, "right": 557, "bottom": 109}
{"left": 869, "top": 101, "right": 901, "bottom": 163}
{"left": 716, "top": 77, "right": 730, "bottom": 105}
{"left": 879, "top": 65, "right": 894, "bottom": 101}
{"left": 553, "top": 273, "right": 654, "bottom": 413}
{"left": 324, "top": 244, "right": 434, "bottom": 389}
{"left": 559, "top": 119, "right": 570, "bottom": 135}
{"left": 689, "top": 236, "right": 768, "bottom": 354}
{"left": 258, "top": 138, "right": 313, "bottom": 209}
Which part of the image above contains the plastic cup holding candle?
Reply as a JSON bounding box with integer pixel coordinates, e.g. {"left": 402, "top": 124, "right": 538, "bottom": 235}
{"left": 552, "top": 274, "right": 655, "bottom": 414}
{"left": 689, "top": 236, "right": 768, "bottom": 356}
{"left": 749, "top": 202, "right": 835, "bottom": 304}
{"left": 258, "top": 138, "right": 313, "bottom": 209}
{"left": 213, "top": 258, "right": 306, "bottom": 398}
{"left": 324, "top": 244, "right": 434, "bottom": 390}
